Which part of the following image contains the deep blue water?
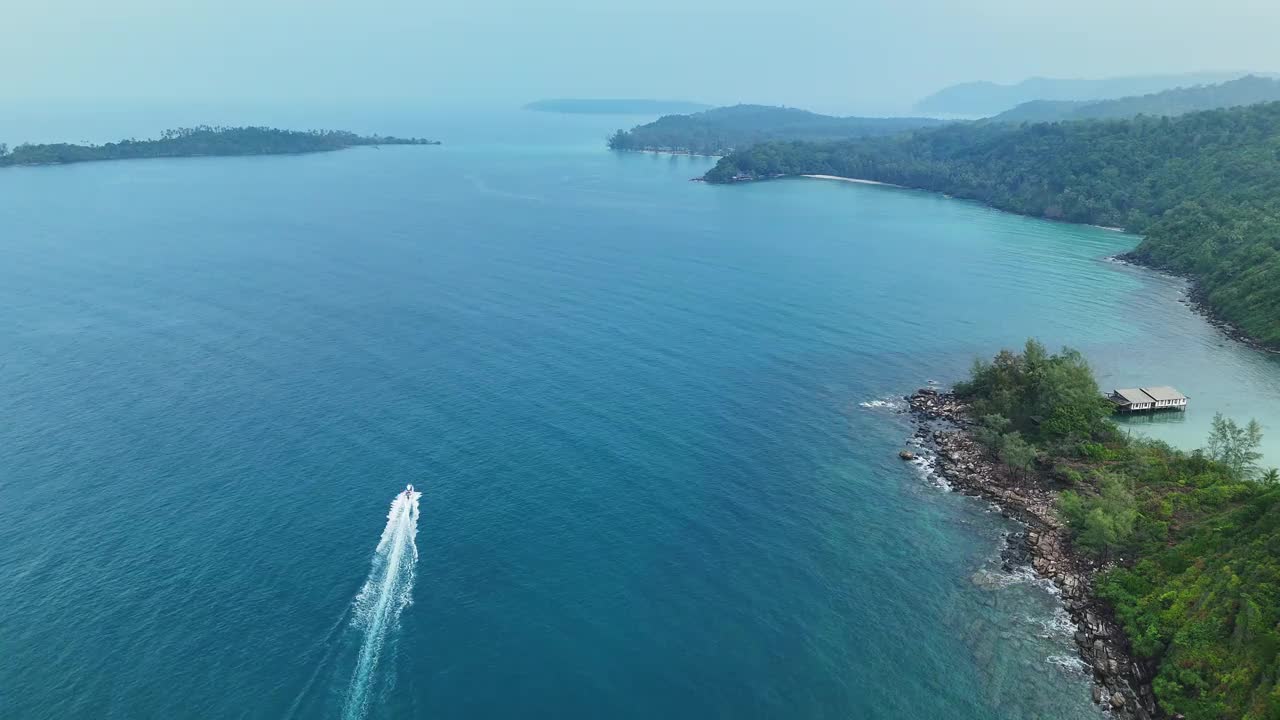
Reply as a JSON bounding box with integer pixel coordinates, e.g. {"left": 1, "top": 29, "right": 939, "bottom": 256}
{"left": 4, "top": 108, "right": 1280, "bottom": 720}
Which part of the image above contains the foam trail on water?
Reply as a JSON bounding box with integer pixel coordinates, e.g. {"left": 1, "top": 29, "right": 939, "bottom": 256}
{"left": 341, "top": 489, "right": 421, "bottom": 720}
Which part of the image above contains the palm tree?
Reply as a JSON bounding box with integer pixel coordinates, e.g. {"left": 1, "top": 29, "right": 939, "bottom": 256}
{"left": 1262, "top": 468, "right": 1280, "bottom": 485}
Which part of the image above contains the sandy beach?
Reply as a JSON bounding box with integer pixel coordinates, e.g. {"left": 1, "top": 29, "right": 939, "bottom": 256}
{"left": 801, "top": 174, "right": 902, "bottom": 187}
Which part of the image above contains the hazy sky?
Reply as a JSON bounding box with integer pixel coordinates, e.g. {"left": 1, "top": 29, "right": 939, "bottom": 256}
{"left": 6, "top": 0, "right": 1279, "bottom": 113}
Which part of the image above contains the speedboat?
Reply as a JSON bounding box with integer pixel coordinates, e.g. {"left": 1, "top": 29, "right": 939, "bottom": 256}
{"left": 404, "top": 484, "right": 415, "bottom": 498}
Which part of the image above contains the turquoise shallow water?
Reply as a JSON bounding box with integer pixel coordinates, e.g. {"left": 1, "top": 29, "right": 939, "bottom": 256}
{"left": 3, "top": 108, "right": 1280, "bottom": 719}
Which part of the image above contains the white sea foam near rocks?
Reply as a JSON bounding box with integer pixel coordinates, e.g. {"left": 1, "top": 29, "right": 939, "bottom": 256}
{"left": 1046, "top": 654, "right": 1091, "bottom": 674}
{"left": 1029, "top": 608, "right": 1078, "bottom": 640}
{"left": 903, "top": 444, "right": 950, "bottom": 490}
{"left": 905, "top": 390, "right": 1120, "bottom": 710}
{"left": 911, "top": 445, "right": 956, "bottom": 491}
{"left": 858, "top": 398, "right": 902, "bottom": 410}
{"left": 971, "top": 565, "right": 1060, "bottom": 595}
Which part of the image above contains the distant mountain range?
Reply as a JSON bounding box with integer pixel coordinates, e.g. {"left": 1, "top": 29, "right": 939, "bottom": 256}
{"left": 915, "top": 71, "right": 1266, "bottom": 116}
{"left": 524, "top": 99, "right": 711, "bottom": 115}
{"left": 990, "top": 75, "right": 1280, "bottom": 123}
{"left": 603, "top": 76, "right": 1280, "bottom": 156}
{"left": 607, "top": 105, "right": 949, "bottom": 155}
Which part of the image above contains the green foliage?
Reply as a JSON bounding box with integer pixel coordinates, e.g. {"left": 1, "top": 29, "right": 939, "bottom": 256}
{"left": 1055, "top": 465, "right": 1086, "bottom": 486}
{"left": 954, "top": 338, "right": 1113, "bottom": 441}
{"left": 0, "top": 126, "right": 438, "bottom": 168}
{"left": 1077, "top": 441, "right": 1119, "bottom": 461}
{"left": 999, "top": 432, "right": 1037, "bottom": 478}
{"left": 1097, "top": 486, "right": 1280, "bottom": 719}
{"left": 1057, "top": 474, "right": 1137, "bottom": 557}
{"left": 971, "top": 413, "right": 1038, "bottom": 476}
{"left": 704, "top": 102, "right": 1280, "bottom": 346}
{"left": 962, "top": 341, "right": 1279, "bottom": 718}
{"left": 1207, "top": 413, "right": 1265, "bottom": 480}
{"left": 607, "top": 105, "right": 948, "bottom": 155}
{"left": 972, "top": 413, "right": 1012, "bottom": 457}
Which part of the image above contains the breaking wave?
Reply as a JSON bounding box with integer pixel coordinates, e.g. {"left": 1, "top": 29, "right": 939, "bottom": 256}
{"left": 971, "top": 565, "right": 1059, "bottom": 595}
{"left": 1046, "top": 654, "right": 1090, "bottom": 674}
{"left": 1032, "top": 608, "right": 1078, "bottom": 640}
{"left": 859, "top": 398, "right": 902, "bottom": 410}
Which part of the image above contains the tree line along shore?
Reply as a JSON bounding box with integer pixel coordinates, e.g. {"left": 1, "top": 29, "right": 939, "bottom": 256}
{"left": 606, "top": 104, "right": 946, "bottom": 156}
{"left": 605, "top": 89, "right": 1280, "bottom": 718}
{"left": 693, "top": 101, "right": 1280, "bottom": 352}
{"left": 914, "top": 340, "right": 1279, "bottom": 720}
{"left": 607, "top": 78, "right": 1280, "bottom": 352}
{"left": 0, "top": 126, "right": 439, "bottom": 168}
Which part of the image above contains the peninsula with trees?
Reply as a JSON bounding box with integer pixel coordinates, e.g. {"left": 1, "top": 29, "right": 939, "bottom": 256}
{"left": 912, "top": 340, "right": 1278, "bottom": 720}
{"left": 0, "top": 126, "right": 439, "bottom": 168}
{"left": 608, "top": 77, "right": 1280, "bottom": 158}
{"left": 607, "top": 104, "right": 949, "bottom": 156}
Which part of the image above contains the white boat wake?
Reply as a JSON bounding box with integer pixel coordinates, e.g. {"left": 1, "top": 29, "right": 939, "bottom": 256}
{"left": 341, "top": 488, "right": 421, "bottom": 720}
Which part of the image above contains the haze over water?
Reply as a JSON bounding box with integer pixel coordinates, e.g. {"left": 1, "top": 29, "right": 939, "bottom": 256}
{"left": 2, "top": 107, "right": 1280, "bottom": 719}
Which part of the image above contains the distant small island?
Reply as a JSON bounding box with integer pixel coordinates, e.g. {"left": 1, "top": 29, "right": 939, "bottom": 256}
{"left": 0, "top": 126, "right": 440, "bottom": 168}
{"left": 524, "top": 99, "right": 710, "bottom": 115}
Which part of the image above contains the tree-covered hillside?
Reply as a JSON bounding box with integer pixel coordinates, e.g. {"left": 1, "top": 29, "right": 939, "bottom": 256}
{"left": 957, "top": 340, "right": 1280, "bottom": 720}
{"left": 704, "top": 103, "right": 1280, "bottom": 346}
{"left": 607, "top": 105, "right": 948, "bottom": 155}
{"left": 991, "top": 75, "right": 1280, "bottom": 123}
{"left": 0, "top": 126, "right": 438, "bottom": 168}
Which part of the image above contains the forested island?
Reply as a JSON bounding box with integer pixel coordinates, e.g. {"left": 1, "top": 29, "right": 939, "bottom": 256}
{"left": 0, "top": 126, "right": 439, "bottom": 168}
{"left": 991, "top": 75, "right": 1280, "bottom": 123}
{"left": 607, "top": 104, "right": 949, "bottom": 155}
{"left": 703, "top": 102, "right": 1280, "bottom": 348}
{"left": 525, "top": 99, "right": 710, "bottom": 114}
{"left": 913, "top": 341, "right": 1279, "bottom": 720}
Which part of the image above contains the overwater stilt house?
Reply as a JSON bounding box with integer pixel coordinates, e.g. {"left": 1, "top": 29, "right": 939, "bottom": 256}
{"left": 1109, "top": 386, "right": 1188, "bottom": 413}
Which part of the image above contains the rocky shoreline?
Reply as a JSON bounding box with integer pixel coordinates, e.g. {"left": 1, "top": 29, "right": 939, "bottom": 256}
{"left": 907, "top": 388, "right": 1160, "bottom": 719}
{"left": 1114, "top": 253, "right": 1278, "bottom": 355}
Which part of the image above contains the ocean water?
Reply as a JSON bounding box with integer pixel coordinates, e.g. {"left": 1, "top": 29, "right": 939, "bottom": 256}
{"left": 3, "top": 107, "right": 1280, "bottom": 720}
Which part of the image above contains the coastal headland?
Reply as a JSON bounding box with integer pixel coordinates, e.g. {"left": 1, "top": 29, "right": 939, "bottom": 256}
{"left": 908, "top": 388, "right": 1155, "bottom": 718}
{"left": 904, "top": 339, "right": 1280, "bottom": 720}
{"left": 701, "top": 101, "right": 1280, "bottom": 352}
